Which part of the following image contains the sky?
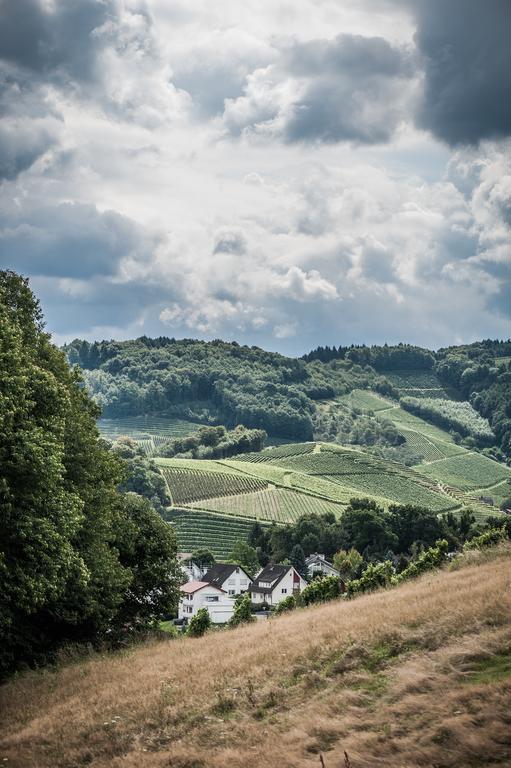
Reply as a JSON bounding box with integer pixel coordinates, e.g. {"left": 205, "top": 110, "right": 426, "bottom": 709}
{"left": 0, "top": 0, "right": 510, "bottom": 355}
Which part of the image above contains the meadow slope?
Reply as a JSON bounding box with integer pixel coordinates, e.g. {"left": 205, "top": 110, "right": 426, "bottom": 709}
{"left": 1, "top": 548, "right": 510, "bottom": 768}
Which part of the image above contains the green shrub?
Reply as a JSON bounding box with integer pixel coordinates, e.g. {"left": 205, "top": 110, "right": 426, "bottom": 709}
{"left": 299, "top": 575, "right": 342, "bottom": 606}
{"left": 187, "top": 608, "right": 211, "bottom": 637}
{"left": 345, "top": 561, "right": 394, "bottom": 598}
{"left": 464, "top": 526, "right": 507, "bottom": 551}
{"left": 395, "top": 539, "right": 449, "bottom": 582}
{"left": 228, "top": 594, "right": 255, "bottom": 627}
{"left": 273, "top": 595, "right": 297, "bottom": 615}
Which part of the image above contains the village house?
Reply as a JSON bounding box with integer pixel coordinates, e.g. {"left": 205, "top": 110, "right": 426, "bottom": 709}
{"left": 178, "top": 581, "right": 235, "bottom": 624}
{"left": 202, "top": 563, "right": 252, "bottom": 596}
{"left": 305, "top": 553, "right": 341, "bottom": 579}
{"left": 249, "top": 564, "right": 308, "bottom": 607}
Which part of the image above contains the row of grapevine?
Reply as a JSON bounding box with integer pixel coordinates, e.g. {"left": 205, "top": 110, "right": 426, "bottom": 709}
{"left": 416, "top": 452, "right": 511, "bottom": 491}
{"left": 401, "top": 397, "right": 494, "bottom": 441}
{"left": 190, "top": 487, "right": 345, "bottom": 523}
{"left": 164, "top": 508, "right": 258, "bottom": 559}
{"left": 324, "top": 473, "right": 455, "bottom": 512}
{"left": 98, "top": 415, "right": 204, "bottom": 439}
{"left": 233, "top": 442, "right": 315, "bottom": 463}
{"left": 160, "top": 466, "right": 267, "bottom": 505}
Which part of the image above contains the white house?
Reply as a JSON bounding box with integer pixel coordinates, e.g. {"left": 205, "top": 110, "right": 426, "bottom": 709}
{"left": 202, "top": 563, "right": 252, "bottom": 596}
{"left": 178, "top": 581, "right": 235, "bottom": 624}
{"left": 305, "top": 553, "right": 340, "bottom": 580}
{"left": 249, "top": 564, "right": 308, "bottom": 607}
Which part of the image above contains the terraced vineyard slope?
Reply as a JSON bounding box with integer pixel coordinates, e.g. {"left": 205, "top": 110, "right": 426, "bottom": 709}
{"left": 154, "top": 431, "right": 511, "bottom": 553}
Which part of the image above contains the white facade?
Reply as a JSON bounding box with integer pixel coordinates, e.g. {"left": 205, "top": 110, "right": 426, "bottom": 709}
{"left": 250, "top": 567, "right": 308, "bottom": 607}
{"left": 178, "top": 582, "right": 235, "bottom": 624}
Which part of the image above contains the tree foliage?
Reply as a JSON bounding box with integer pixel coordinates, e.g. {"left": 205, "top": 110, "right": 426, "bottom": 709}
{"left": 0, "top": 272, "right": 180, "bottom": 679}
{"left": 228, "top": 593, "right": 255, "bottom": 627}
{"left": 160, "top": 424, "right": 267, "bottom": 459}
{"left": 187, "top": 607, "right": 211, "bottom": 637}
{"left": 300, "top": 575, "right": 342, "bottom": 606}
{"left": 64, "top": 337, "right": 378, "bottom": 440}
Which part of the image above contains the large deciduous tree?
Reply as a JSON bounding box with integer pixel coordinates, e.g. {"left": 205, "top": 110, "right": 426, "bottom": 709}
{"left": 0, "top": 271, "right": 180, "bottom": 679}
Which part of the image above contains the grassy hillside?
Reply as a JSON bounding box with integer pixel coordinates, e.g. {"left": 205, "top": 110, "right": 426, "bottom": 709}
{"left": 2, "top": 547, "right": 510, "bottom": 768}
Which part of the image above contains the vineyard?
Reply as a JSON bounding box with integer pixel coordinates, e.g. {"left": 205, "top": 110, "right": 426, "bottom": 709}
{"left": 163, "top": 508, "right": 260, "bottom": 559}
{"left": 401, "top": 397, "right": 494, "bottom": 442}
{"left": 398, "top": 428, "right": 464, "bottom": 462}
{"left": 158, "top": 465, "right": 267, "bottom": 505}
{"left": 233, "top": 442, "right": 315, "bottom": 462}
{"left": 339, "top": 389, "right": 393, "bottom": 413}
{"left": 190, "top": 487, "right": 345, "bottom": 523}
{"left": 154, "top": 418, "right": 509, "bottom": 552}
{"left": 416, "top": 452, "right": 511, "bottom": 491}
{"left": 383, "top": 369, "right": 451, "bottom": 399}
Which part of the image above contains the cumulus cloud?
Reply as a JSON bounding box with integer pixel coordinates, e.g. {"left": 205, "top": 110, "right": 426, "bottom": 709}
{"left": 412, "top": 0, "right": 511, "bottom": 146}
{"left": 223, "top": 33, "right": 416, "bottom": 145}
{"left": 1, "top": 0, "right": 510, "bottom": 352}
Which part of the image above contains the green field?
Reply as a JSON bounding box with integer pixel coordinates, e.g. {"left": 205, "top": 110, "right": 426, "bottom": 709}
{"left": 338, "top": 389, "right": 394, "bottom": 413}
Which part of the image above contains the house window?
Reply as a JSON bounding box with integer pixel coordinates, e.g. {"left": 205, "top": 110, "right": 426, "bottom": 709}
{"left": 227, "top": 579, "right": 235, "bottom": 585}
{"left": 229, "top": 589, "right": 235, "bottom": 596}
{"left": 281, "top": 588, "right": 287, "bottom": 594}
{"left": 240, "top": 579, "right": 248, "bottom": 586}
{"left": 188, "top": 594, "right": 193, "bottom": 600}
{"left": 205, "top": 596, "right": 219, "bottom": 602}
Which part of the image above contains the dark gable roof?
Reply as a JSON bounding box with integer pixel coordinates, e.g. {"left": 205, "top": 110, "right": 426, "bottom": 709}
{"left": 249, "top": 563, "right": 291, "bottom": 593}
{"left": 203, "top": 563, "right": 249, "bottom": 589}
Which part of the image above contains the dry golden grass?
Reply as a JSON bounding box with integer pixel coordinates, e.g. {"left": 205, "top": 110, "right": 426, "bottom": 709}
{"left": 2, "top": 547, "right": 511, "bottom": 768}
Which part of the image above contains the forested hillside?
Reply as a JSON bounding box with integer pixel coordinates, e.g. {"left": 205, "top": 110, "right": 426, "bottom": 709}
{"left": 64, "top": 337, "right": 379, "bottom": 439}
{"left": 67, "top": 338, "right": 511, "bottom": 458}
{"left": 305, "top": 341, "right": 511, "bottom": 460}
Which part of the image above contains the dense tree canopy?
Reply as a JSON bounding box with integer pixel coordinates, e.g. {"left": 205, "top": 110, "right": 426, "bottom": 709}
{"left": 160, "top": 424, "right": 267, "bottom": 459}
{"left": 64, "top": 337, "right": 377, "bottom": 440}
{"left": 0, "top": 272, "right": 180, "bottom": 679}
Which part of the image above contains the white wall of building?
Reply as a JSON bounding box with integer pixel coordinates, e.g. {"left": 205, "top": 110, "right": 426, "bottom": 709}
{"left": 178, "top": 584, "right": 235, "bottom": 624}
{"left": 222, "top": 567, "right": 251, "bottom": 596}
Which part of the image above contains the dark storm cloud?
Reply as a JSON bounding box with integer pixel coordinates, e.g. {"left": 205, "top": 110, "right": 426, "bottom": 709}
{"left": 0, "top": 121, "right": 57, "bottom": 180}
{"left": 0, "top": 0, "right": 114, "bottom": 82}
{"left": 412, "top": 0, "right": 511, "bottom": 145}
{"left": 0, "top": 202, "right": 159, "bottom": 278}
